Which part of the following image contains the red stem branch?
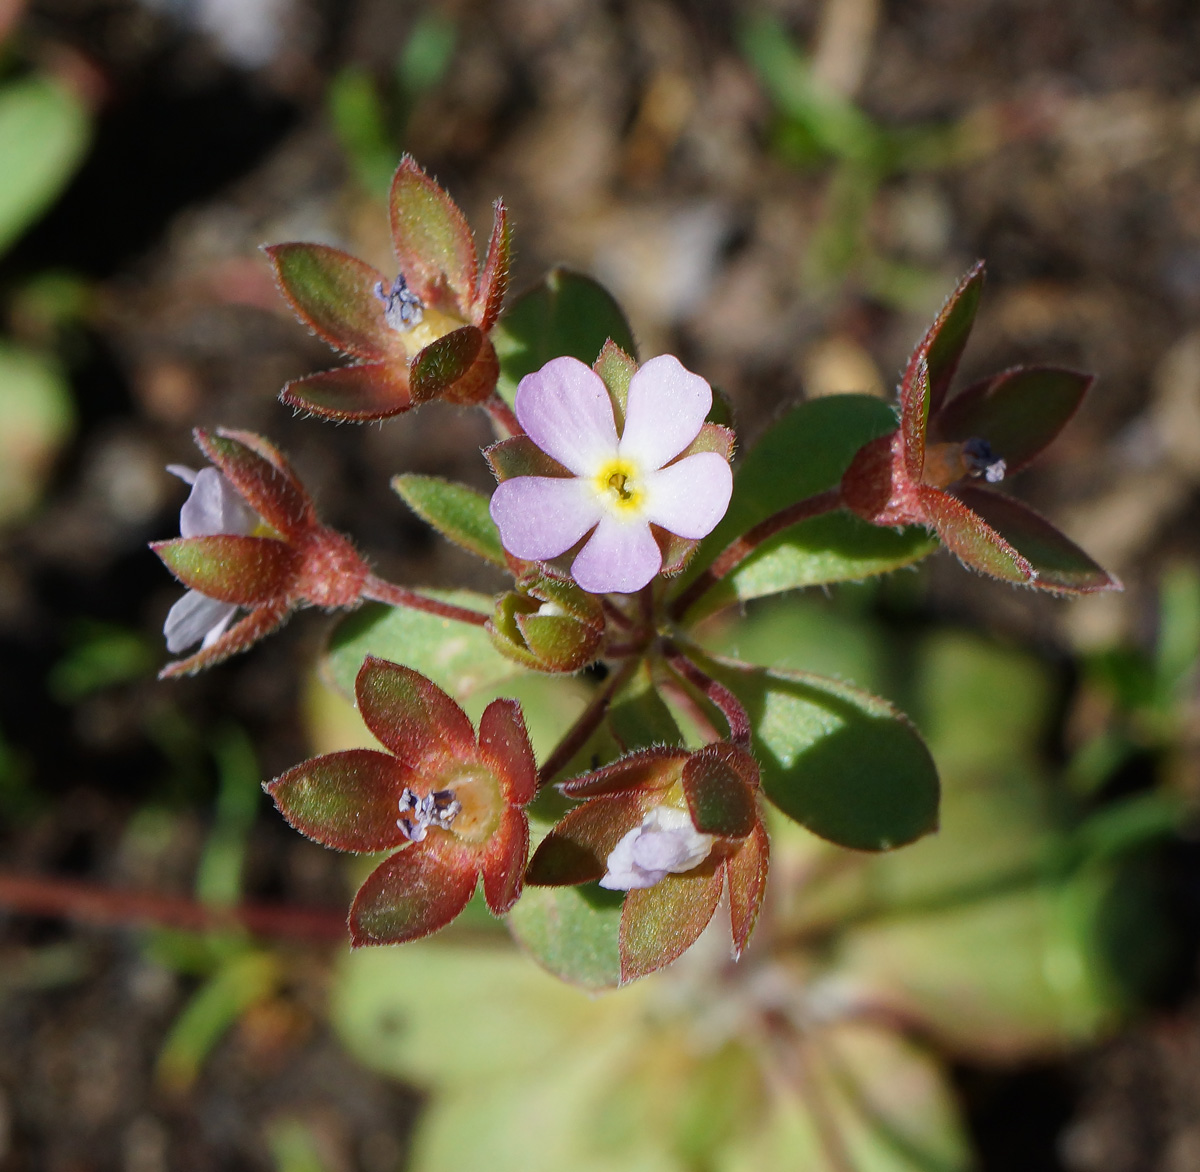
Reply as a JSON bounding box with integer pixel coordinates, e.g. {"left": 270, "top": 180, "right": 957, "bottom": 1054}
{"left": 482, "top": 394, "right": 522, "bottom": 440}
{"left": 0, "top": 870, "right": 347, "bottom": 943}
{"left": 361, "top": 574, "right": 489, "bottom": 627}
{"left": 669, "top": 487, "right": 843, "bottom": 621}
{"left": 662, "top": 644, "right": 752, "bottom": 748}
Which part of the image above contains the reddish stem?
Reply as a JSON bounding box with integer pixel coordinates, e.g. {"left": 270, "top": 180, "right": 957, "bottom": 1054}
{"left": 361, "top": 574, "right": 489, "bottom": 627}
{"left": 663, "top": 644, "right": 752, "bottom": 748}
{"left": 0, "top": 869, "right": 346, "bottom": 943}
{"left": 482, "top": 394, "right": 522, "bottom": 440}
{"left": 669, "top": 487, "right": 844, "bottom": 621}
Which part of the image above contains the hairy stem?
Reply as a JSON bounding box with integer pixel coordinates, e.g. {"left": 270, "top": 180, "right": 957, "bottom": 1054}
{"left": 662, "top": 644, "right": 752, "bottom": 748}
{"left": 361, "top": 574, "right": 489, "bottom": 627}
{"left": 482, "top": 394, "right": 522, "bottom": 440}
{"left": 0, "top": 869, "right": 346, "bottom": 942}
{"left": 536, "top": 656, "right": 638, "bottom": 788}
{"left": 669, "top": 487, "right": 844, "bottom": 621}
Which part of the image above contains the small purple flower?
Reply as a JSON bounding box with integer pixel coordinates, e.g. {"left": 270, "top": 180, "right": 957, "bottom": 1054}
{"left": 489, "top": 355, "right": 733, "bottom": 594}
{"left": 162, "top": 465, "right": 258, "bottom": 653}
{"left": 599, "top": 805, "right": 716, "bottom": 891}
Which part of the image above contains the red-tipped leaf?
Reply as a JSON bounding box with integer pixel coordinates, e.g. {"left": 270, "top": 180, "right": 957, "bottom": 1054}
{"left": 620, "top": 864, "right": 723, "bottom": 983}
{"left": 474, "top": 199, "right": 511, "bottom": 331}
{"left": 349, "top": 835, "right": 478, "bottom": 946}
{"left": 558, "top": 747, "right": 688, "bottom": 799}
{"left": 901, "top": 358, "right": 930, "bottom": 483}
{"left": 910, "top": 260, "right": 985, "bottom": 417}
{"left": 477, "top": 698, "right": 537, "bottom": 804}
{"left": 158, "top": 599, "right": 290, "bottom": 678}
{"left": 266, "top": 749, "right": 410, "bottom": 852}
{"left": 727, "top": 821, "right": 769, "bottom": 958}
{"left": 525, "top": 792, "right": 651, "bottom": 886}
{"left": 355, "top": 657, "right": 478, "bottom": 767}
{"left": 410, "top": 325, "right": 483, "bottom": 404}
{"left": 281, "top": 363, "right": 413, "bottom": 421}
{"left": 681, "top": 744, "right": 758, "bottom": 839}
{"left": 153, "top": 536, "right": 298, "bottom": 603}
{"left": 485, "top": 435, "right": 569, "bottom": 482}
{"left": 952, "top": 485, "right": 1121, "bottom": 594}
{"left": 198, "top": 429, "right": 315, "bottom": 538}
{"left": 918, "top": 484, "right": 1035, "bottom": 584}
{"left": 389, "top": 156, "right": 478, "bottom": 307}
{"left": 479, "top": 805, "right": 529, "bottom": 914}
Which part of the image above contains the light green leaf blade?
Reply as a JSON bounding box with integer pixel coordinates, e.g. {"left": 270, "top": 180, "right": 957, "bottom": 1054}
{"left": 507, "top": 883, "right": 624, "bottom": 990}
{"left": 0, "top": 75, "right": 90, "bottom": 256}
{"left": 392, "top": 474, "right": 505, "bottom": 566}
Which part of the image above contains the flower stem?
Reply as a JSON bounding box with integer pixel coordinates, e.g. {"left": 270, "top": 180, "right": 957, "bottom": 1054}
{"left": 482, "top": 394, "right": 522, "bottom": 440}
{"left": 536, "top": 656, "right": 638, "bottom": 788}
{"left": 361, "top": 574, "right": 489, "bottom": 627}
{"left": 669, "top": 487, "right": 844, "bottom": 621}
{"left": 662, "top": 644, "right": 752, "bottom": 748}
{"left": 0, "top": 868, "right": 346, "bottom": 942}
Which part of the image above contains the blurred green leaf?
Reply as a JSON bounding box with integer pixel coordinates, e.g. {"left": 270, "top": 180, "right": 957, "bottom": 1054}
{"left": 1156, "top": 563, "right": 1200, "bottom": 698}
{"left": 507, "top": 883, "right": 624, "bottom": 989}
{"left": 0, "top": 75, "right": 90, "bottom": 256}
{"left": 328, "top": 65, "right": 396, "bottom": 200}
{"left": 48, "top": 621, "right": 155, "bottom": 702}
{"left": 0, "top": 342, "right": 74, "bottom": 524}
{"left": 493, "top": 268, "right": 637, "bottom": 403}
{"left": 393, "top": 474, "right": 506, "bottom": 566}
{"left": 397, "top": 12, "right": 457, "bottom": 96}
{"left": 267, "top": 1119, "right": 329, "bottom": 1172}
{"left": 195, "top": 726, "right": 260, "bottom": 909}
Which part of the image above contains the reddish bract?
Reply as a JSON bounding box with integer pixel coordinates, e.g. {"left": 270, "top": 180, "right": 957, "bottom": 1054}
{"left": 265, "top": 156, "right": 510, "bottom": 421}
{"left": 841, "top": 263, "right": 1120, "bottom": 594}
{"left": 266, "top": 657, "right": 537, "bottom": 946}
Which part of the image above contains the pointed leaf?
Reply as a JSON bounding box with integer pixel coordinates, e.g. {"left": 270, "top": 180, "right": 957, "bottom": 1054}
{"left": 505, "top": 882, "right": 624, "bottom": 989}
{"left": 439, "top": 337, "right": 500, "bottom": 406}
{"left": 953, "top": 486, "right": 1121, "bottom": 594}
{"left": 905, "top": 260, "right": 985, "bottom": 417}
{"left": 515, "top": 612, "right": 600, "bottom": 672}
{"left": 281, "top": 363, "right": 412, "bottom": 421}
{"left": 480, "top": 806, "right": 529, "bottom": 914}
{"left": 901, "top": 358, "right": 930, "bottom": 482}
{"left": 592, "top": 340, "right": 638, "bottom": 429}
{"left": 727, "top": 821, "right": 769, "bottom": 957}
{"left": 933, "top": 366, "right": 1092, "bottom": 475}
{"left": 389, "top": 156, "right": 478, "bottom": 306}
{"left": 350, "top": 836, "right": 478, "bottom": 946}
{"left": 153, "top": 536, "right": 297, "bottom": 603}
{"left": 478, "top": 698, "right": 537, "bottom": 804}
{"left": 323, "top": 592, "right": 517, "bottom": 704}
{"left": 525, "top": 793, "right": 649, "bottom": 886}
{"left": 264, "top": 243, "right": 399, "bottom": 361}
{"left": 919, "top": 484, "right": 1035, "bottom": 584}
{"left": 410, "top": 324, "right": 483, "bottom": 403}
{"left": 681, "top": 744, "right": 757, "bottom": 838}
{"left": 474, "top": 199, "right": 511, "bottom": 331}
{"left": 198, "top": 429, "right": 315, "bottom": 538}
{"left": 493, "top": 268, "right": 637, "bottom": 403}
{"left": 620, "top": 864, "right": 723, "bottom": 982}
{"left": 266, "top": 748, "right": 408, "bottom": 851}
{"left": 355, "top": 656, "right": 477, "bottom": 765}
{"left": 393, "top": 474, "right": 506, "bottom": 566}
{"left": 485, "top": 435, "right": 568, "bottom": 481}
{"left": 704, "top": 653, "right": 940, "bottom": 850}
{"left": 559, "top": 747, "right": 688, "bottom": 798}
{"left": 159, "top": 600, "right": 290, "bottom": 678}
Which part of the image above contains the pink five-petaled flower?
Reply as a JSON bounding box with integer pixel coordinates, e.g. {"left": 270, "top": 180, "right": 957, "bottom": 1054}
{"left": 264, "top": 156, "right": 509, "bottom": 421}
{"left": 841, "top": 262, "right": 1120, "bottom": 593}
{"left": 152, "top": 428, "right": 368, "bottom": 677}
{"left": 487, "top": 353, "right": 734, "bottom": 594}
{"left": 266, "top": 657, "right": 536, "bottom": 946}
{"left": 525, "top": 743, "right": 769, "bottom": 983}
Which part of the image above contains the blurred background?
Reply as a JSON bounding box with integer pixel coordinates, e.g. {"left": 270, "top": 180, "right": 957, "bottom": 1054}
{"left": 1, "top": 0, "right": 1200, "bottom": 1169}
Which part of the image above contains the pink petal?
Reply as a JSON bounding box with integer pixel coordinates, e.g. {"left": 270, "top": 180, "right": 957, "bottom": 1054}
{"left": 641, "top": 451, "right": 732, "bottom": 540}
{"left": 571, "top": 514, "right": 662, "bottom": 594}
{"left": 489, "top": 475, "right": 602, "bottom": 561}
{"left": 514, "top": 357, "right": 618, "bottom": 475}
{"left": 619, "top": 355, "right": 712, "bottom": 471}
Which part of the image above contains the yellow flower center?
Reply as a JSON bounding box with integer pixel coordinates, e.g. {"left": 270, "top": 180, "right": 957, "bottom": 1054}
{"left": 398, "top": 307, "right": 469, "bottom": 359}
{"left": 442, "top": 764, "right": 503, "bottom": 845}
{"left": 594, "top": 457, "right": 646, "bottom": 515}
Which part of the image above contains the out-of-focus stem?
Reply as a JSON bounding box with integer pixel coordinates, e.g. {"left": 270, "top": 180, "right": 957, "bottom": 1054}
{"left": 0, "top": 869, "right": 346, "bottom": 942}
{"left": 482, "top": 394, "right": 521, "bottom": 440}
{"left": 361, "top": 574, "right": 489, "bottom": 627}
{"left": 662, "top": 644, "right": 752, "bottom": 748}
{"left": 669, "top": 487, "right": 844, "bottom": 621}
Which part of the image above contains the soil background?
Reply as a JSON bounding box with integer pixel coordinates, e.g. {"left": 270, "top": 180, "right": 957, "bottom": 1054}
{"left": 2, "top": 1, "right": 1200, "bottom": 1169}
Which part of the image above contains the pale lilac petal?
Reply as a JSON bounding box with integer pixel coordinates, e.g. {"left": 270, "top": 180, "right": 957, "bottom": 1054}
{"left": 164, "top": 589, "right": 238, "bottom": 654}
{"left": 514, "top": 357, "right": 618, "bottom": 476}
{"left": 571, "top": 514, "right": 662, "bottom": 594}
{"left": 641, "top": 451, "right": 733, "bottom": 540}
{"left": 166, "top": 464, "right": 198, "bottom": 485}
{"left": 490, "top": 476, "right": 603, "bottom": 561}
{"left": 599, "top": 806, "right": 715, "bottom": 890}
{"left": 178, "top": 467, "right": 258, "bottom": 538}
{"left": 619, "top": 354, "right": 712, "bottom": 470}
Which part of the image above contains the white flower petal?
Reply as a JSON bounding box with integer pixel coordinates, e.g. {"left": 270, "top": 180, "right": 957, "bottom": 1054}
{"left": 489, "top": 476, "right": 603, "bottom": 561}
{"left": 514, "top": 356, "right": 619, "bottom": 476}
{"left": 166, "top": 464, "right": 199, "bottom": 485}
{"left": 642, "top": 451, "right": 733, "bottom": 540}
{"left": 179, "top": 467, "right": 258, "bottom": 538}
{"left": 619, "top": 354, "right": 712, "bottom": 471}
{"left": 599, "top": 806, "right": 715, "bottom": 891}
{"left": 164, "top": 590, "right": 238, "bottom": 654}
{"left": 570, "top": 514, "right": 662, "bottom": 594}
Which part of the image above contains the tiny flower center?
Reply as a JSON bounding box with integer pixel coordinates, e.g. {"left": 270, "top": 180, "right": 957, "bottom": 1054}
{"left": 373, "top": 274, "right": 468, "bottom": 358}
{"left": 396, "top": 788, "right": 461, "bottom": 842}
{"left": 594, "top": 458, "right": 646, "bottom": 515}
{"left": 442, "top": 765, "right": 504, "bottom": 845}
{"left": 922, "top": 438, "right": 1006, "bottom": 488}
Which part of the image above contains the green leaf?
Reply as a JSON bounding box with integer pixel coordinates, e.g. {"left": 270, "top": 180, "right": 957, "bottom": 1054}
{"left": 919, "top": 262, "right": 985, "bottom": 415}
{"left": 326, "top": 65, "right": 396, "bottom": 200}
{"left": 703, "top": 653, "right": 939, "bottom": 850}
{"left": 507, "top": 883, "right": 624, "bottom": 989}
{"left": 493, "top": 268, "right": 636, "bottom": 403}
{"left": 675, "top": 395, "right": 935, "bottom": 615}
{"left": 393, "top": 474, "right": 505, "bottom": 566}
{"left": 323, "top": 592, "right": 519, "bottom": 704}
{"left": 0, "top": 75, "right": 90, "bottom": 257}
